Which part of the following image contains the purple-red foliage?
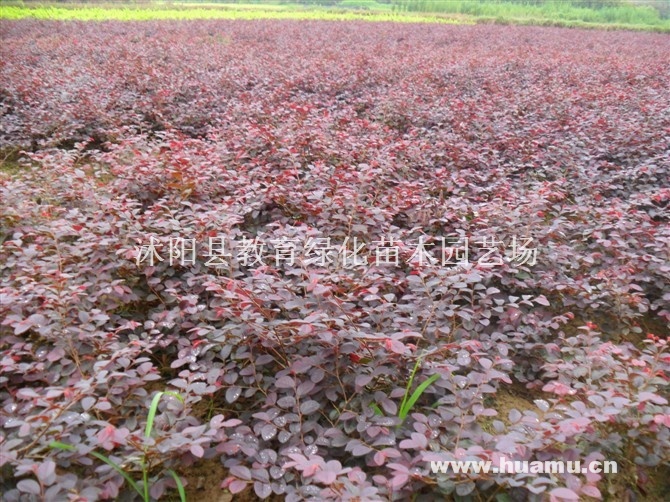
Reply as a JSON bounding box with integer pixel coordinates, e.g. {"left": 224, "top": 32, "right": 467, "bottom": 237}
{"left": 1, "top": 19, "right": 669, "bottom": 501}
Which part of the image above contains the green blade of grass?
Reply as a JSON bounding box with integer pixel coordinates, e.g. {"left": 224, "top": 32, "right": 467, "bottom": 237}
{"left": 399, "top": 373, "right": 441, "bottom": 420}
{"left": 167, "top": 469, "right": 187, "bottom": 502}
{"left": 145, "top": 391, "right": 184, "bottom": 439}
{"left": 399, "top": 356, "right": 423, "bottom": 416}
{"left": 143, "top": 459, "right": 149, "bottom": 502}
{"left": 370, "top": 403, "right": 384, "bottom": 416}
{"left": 50, "top": 441, "right": 144, "bottom": 499}
{"left": 50, "top": 440, "right": 76, "bottom": 452}
{"left": 89, "top": 451, "right": 145, "bottom": 500}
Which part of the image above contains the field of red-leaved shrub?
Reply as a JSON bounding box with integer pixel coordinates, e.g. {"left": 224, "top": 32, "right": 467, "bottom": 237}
{"left": 1, "top": 19, "right": 669, "bottom": 502}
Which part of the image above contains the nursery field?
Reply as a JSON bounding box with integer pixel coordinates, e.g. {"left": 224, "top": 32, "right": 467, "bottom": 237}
{"left": 1, "top": 19, "right": 670, "bottom": 502}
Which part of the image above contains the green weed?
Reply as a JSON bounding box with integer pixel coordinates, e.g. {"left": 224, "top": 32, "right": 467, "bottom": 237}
{"left": 398, "top": 355, "right": 440, "bottom": 422}
{"left": 50, "top": 391, "right": 186, "bottom": 502}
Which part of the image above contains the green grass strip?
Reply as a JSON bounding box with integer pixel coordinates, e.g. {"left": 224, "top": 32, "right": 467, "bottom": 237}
{"left": 1, "top": 3, "right": 668, "bottom": 31}
{"left": 0, "top": 4, "right": 468, "bottom": 24}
